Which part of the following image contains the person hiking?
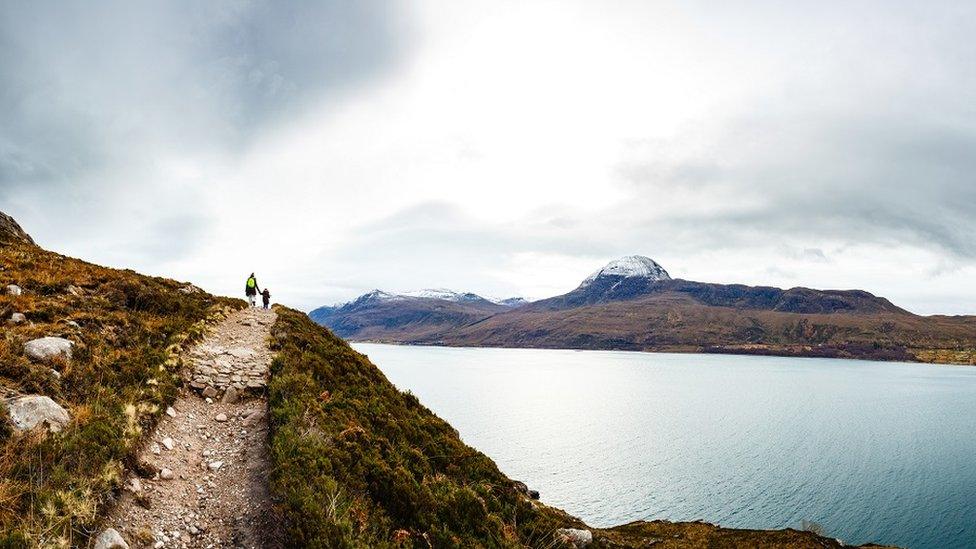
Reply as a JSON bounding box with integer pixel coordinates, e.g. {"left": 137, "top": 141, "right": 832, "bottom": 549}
{"left": 261, "top": 288, "right": 271, "bottom": 309}
{"left": 245, "top": 273, "right": 261, "bottom": 307}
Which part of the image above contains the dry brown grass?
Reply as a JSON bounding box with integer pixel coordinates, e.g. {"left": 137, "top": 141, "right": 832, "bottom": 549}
{"left": 0, "top": 239, "right": 241, "bottom": 546}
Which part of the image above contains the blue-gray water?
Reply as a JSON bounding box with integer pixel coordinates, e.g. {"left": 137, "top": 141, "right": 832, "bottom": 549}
{"left": 352, "top": 343, "right": 976, "bottom": 549}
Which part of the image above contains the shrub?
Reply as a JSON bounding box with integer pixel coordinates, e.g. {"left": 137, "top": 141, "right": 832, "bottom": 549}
{"left": 0, "top": 240, "right": 241, "bottom": 545}
{"left": 267, "top": 308, "right": 581, "bottom": 548}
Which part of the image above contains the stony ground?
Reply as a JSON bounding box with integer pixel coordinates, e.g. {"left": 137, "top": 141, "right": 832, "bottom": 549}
{"left": 101, "top": 307, "right": 279, "bottom": 548}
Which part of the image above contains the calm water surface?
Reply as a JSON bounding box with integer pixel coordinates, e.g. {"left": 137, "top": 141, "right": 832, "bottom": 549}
{"left": 353, "top": 343, "right": 976, "bottom": 549}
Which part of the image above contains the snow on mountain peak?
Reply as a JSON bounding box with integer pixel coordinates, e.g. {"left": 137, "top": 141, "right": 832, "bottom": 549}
{"left": 581, "top": 255, "right": 670, "bottom": 287}
{"left": 341, "top": 288, "right": 525, "bottom": 307}
{"left": 403, "top": 288, "right": 471, "bottom": 301}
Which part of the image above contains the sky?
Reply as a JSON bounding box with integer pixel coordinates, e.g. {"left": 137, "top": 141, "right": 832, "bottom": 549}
{"left": 2, "top": 1, "right": 975, "bottom": 314}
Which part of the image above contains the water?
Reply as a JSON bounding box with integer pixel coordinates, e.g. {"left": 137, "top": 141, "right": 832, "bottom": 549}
{"left": 352, "top": 343, "right": 976, "bottom": 549}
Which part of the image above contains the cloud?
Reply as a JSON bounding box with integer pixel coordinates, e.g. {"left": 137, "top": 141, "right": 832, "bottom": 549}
{"left": 614, "top": 112, "right": 976, "bottom": 259}
{"left": 2, "top": 0, "right": 976, "bottom": 315}
{"left": 0, "top": 0, "right": 414, "bottom": 303}
{"left": 0, "top": 1, "right": 410, "bottom": 244}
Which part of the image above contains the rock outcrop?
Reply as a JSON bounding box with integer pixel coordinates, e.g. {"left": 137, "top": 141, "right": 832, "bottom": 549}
{"left": 0, "top": 211, "right": 35, "bottom": 245}
{"left": 5, "top": 395, "right": 71, "bottom": 432}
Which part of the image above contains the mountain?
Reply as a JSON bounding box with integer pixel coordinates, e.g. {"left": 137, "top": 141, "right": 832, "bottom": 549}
{"left": 309, "top": 288, "right": 525, "bottom": 340}
{"left": 311, "top": 255, "right": 976, "bottom": 364}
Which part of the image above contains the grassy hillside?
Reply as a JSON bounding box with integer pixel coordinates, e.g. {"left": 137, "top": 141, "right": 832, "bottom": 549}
{"left": 0, "top": 234, "right": 239, "bottom": 546}
{"left": 437, "top": 293, "right": 976, "bottom": 364}
{"left": 268, "top": 306, "right": 582, "bottom": 547}
{"left": 268, "top": 307, "right": 893, "bottom": 548}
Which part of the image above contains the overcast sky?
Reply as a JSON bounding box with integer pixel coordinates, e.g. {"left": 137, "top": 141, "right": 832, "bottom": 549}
{"left": 2, "top": 1, "right": 975, "bottom": 314}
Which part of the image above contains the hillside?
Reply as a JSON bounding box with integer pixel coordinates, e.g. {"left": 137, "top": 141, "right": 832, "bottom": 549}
{"left": 313, "top": 256, "right": 976, "bottom": 365}
{"left": 0, "top": 215, "right": 894, "bottom": 547}
{"left": 0, "top": 215, "right": 240, "bottom": 545}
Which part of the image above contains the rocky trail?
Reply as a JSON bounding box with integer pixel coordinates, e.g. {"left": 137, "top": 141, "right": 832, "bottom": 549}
{"left": 100, "top": 307, "right": 280, "bottom": 549}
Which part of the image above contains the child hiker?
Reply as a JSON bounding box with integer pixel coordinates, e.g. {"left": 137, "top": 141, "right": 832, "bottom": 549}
{"left": 262, "top": 288, "right": 271, "bottom": 309}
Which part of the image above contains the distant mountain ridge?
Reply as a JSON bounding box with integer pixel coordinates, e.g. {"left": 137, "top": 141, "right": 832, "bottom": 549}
{"left": 310, "top": 255, "right": 976, "bottom": 364}
{"left": 309, "top": 287, "right": 525, "bottom": 342}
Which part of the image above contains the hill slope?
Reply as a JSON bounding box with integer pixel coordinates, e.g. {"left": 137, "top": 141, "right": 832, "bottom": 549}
{"left": 0, "top": 216, "right": 894, "bottom": 547}
{"left": 313, "top": 256, "right": 976, "bottom": 364}
{"left": 0, "top": 216, "right": 239, "bottom": 545}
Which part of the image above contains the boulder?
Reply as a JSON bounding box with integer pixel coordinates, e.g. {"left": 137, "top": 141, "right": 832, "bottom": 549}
{"left": 555, "top": 528, "right": 593, "bottom": 548}
{"left": 159, "top": 468, "right": 175, "bottom": 480}
{"left": 6, "top": 284, "right": 22, "bottom": 296}
{"left": 202, "top": 386, "right": 218, "bottom": 399}
{"left": 5, "top": 395, "right": 71, "bottom": 432}
{"left": 9, "top": 312, "right": 26, "bottom": 324}
{"left": 93, "top": 528, "right": 129, "bottom": 549}
{"left": 24, "top": 337, "right": 74, "bottom": 363}
{"left": 220, "top": 386, "right": 240, "bottom": 404}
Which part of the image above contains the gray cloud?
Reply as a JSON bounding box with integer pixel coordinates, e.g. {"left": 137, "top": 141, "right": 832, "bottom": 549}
{"left": 0, "top": 0, "right": 409, "bottom": 258}
{"left": 0, "top": 1, "right": 408, "bottom": 196}
{"left": 617, "top": 113, "right": 976, "bottom": 259}
{"left": 3, "top": 1, "right": 976, "bottom": 315}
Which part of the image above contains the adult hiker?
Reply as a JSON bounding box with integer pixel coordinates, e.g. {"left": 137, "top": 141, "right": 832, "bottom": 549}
{"left": 245, "top": 273, "right": 261, "bottom": 307}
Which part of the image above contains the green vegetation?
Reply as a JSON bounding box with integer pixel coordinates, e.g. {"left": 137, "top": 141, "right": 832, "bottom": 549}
{"left": 267, "top": 306, "right": 582, "bottom": 548}
{"left": 0, "top": 219, "right": 894, "bottom": 549}
{"left": 0, "top": 237, "right": 240, "bottom": 547}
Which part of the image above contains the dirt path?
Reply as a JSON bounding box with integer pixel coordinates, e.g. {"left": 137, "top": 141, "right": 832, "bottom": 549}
{"left": 103, "top": 307, "right": 279, "bottom": 549}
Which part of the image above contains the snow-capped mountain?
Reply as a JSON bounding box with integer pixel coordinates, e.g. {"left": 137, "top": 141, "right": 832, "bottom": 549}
{"left": 580, "top": 255, "right": 670, "bottom": 287}
{"left": 310, "top": 253, "right": 917, "bottom": 358}
{"left": 495, "top": 297, "right": 528, "bottom": 307}
{"left": 330, "top": 288, "right": 524, "bottom": 308}
{"left": 308, "top": 288, "right": 528, "bottom": 339}
{"left": 402, "top": 288, "right": 493, "bottom": 303}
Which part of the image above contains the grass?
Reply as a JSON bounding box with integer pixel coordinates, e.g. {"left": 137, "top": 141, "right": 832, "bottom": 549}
{"left": 0, "top": 237, "right": 240, "bottom": 547}
{"left": 267, "top": 306, "right": 582, "bottom": 548}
